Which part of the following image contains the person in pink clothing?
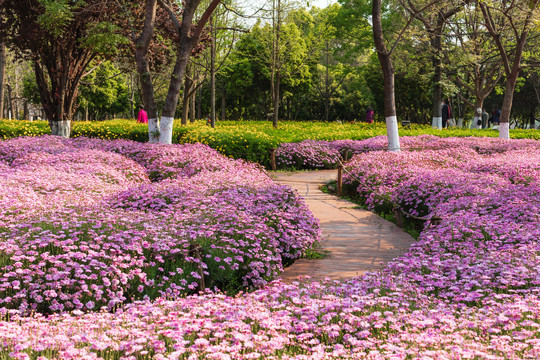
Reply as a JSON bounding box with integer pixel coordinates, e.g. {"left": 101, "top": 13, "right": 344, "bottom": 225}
{"left": 365, "top": 106, "right": 374, "bottom": 124}
{"left": 137, "top": 105, "right": 148, "bottom": 124}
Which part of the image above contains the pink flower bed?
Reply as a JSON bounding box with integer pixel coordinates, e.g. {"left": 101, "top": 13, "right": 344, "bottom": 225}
{"left": 2, "top": 135, "right": 540, "bottom": 359}
{"left": 0, "top": 136, "right": 320, "bottom": 315}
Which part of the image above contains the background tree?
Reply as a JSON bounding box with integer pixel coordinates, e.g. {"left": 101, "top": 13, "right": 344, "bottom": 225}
{"left": 0, "top": 35, "right": 5, "bottom": 118}
{"left": 132, "top": 0, "right": 221, "bottom": 143}
{"left": 399, "top": 0, "right": 467, "bottom": 129}
{"left": 479, "top": 0, "right": 540, "bottom": 138}
{"left": 371, "top": 0, "right": 400, "bottom": 151}
{"left": 445, "top": 2, "right": 503, "bottom": 126}
{"left": 78, "top": 61, "right": 130, "bottom": 120}
{"left": 0, "top": 0, "right": 127, "bottom": 136}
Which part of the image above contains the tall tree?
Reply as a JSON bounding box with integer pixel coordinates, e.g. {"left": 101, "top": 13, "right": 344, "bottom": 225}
{"left": 191, "top": 2, "right": 245, "bottom": 128}
{"left": 445, "top": 4, "right": 503, "bottom": 125}
{"left": 479, "top": 0, "right": 540, "bottom": 139}
{"left": 134, "top": 0, "right": 221, "bottom": 144}
{"left": 271, "top": 0, "right": 282, "bottom": 128}
{"left": 0, "top": 0, "right": 126, "bottom": 136}
{"left": 371, "top": 0, "right": 438, "bottom": 150}
{"left": 372, "top": 0, "right": 400, "bottom": 151}
{"left": 399, "top": 0, "right": 467, "bottom": 129}
{"left": 0, "top": 37, "right": 5, "bottom": 119}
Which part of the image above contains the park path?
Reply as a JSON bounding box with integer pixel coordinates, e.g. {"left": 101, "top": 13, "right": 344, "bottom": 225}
{"left": 274, "top": 170, "right": 414, "bottom": 283}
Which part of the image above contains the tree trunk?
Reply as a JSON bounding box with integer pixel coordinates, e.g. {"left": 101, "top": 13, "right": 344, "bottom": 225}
{"left": 271, "top": 0, "right": 281, "bottom": 129}
{"left": 24, "top": 100, "right": 29, "bottom": 120}
{"left": 221, "top": 85, "right": 226, "bottom": 121}
{"left": 287, "top": 97, "right": 291, "bottom": 120}
{"left": 181, "top": 90, "right": 190, "bottom": 126}
{"left": 181, "top": 64, "right": 193, "bottom": 126}
{"left": 324, "top": 41, "right": 330, "bottom": 122}
{"left": 129, "top": 73, "right": 135, "bottom": 119}
{"left": 499, "top": 75, "right": 518, "bottom": 139}
{"left": 0, "top": 39, "right": 5, "bottom": 119}
{"left": 190, "top": 90, "right": 196, "bottom": 123}
{"left": 160, "top": 44, "right": 192, "bottom": 143}
{"left": 51, "top": 120, "right": 71, "bottom": 137}
{"left": 7, "top": 84, "right": 13, "bottom": 120}
{"left": 372, "top": 0, "right": 400, "bottom": 151}
{"left": 431, "top": 27, "right": 443, "bottom": 129}
{"left": 272, "top": 71, "right": 280, "bottom": 128}
{"left": 197, "top": 87, "right": 202, "bottom": 120}
{"left": 136, "top": 0, "right": 159, "bottom": 142}
{"left": 210, "top": 17, "right": 217, "bottom": 128}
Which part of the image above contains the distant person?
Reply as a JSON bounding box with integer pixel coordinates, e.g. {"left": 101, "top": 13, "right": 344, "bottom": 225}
{"left": 492, "top": 106, "right": 501, "bottom": 125}
{"left": 365, "top": 107, "right": 374, "bottom": 124}
{"left": 482, "top": 108, "right": 489, "bottom": 129}
{"left": 441, "top": 100, "right": 451, "bottom": 128}
{"left": 137, "top": 105, "right": 148, "bottom": 124}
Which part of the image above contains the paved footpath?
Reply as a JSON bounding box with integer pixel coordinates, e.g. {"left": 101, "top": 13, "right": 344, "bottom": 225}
{"left": 274, "top": 170, "right": 414, "bottom": 283}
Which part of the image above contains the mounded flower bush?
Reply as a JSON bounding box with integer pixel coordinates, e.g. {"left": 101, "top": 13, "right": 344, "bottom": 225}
{"left": 2, "top": 135, "right": 540, "bottom": 359}
{"left": 0, "top": 136, "right": 320, "bottom": 314}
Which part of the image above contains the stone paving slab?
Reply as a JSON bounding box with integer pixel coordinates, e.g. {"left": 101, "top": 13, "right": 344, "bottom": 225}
{"left": 274, "top": 170, "right": 413, "bottom": 283}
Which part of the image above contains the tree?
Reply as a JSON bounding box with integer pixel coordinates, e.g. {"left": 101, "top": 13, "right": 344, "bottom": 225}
{"left": 0, "top": 0, "right": 127, "bottom": 136}
{"left": 189, "top": 2, "right": 246, "bottom": 128}
{"left": 372, "top": 0, "right": 444, "bottom": 150}
{"left": 218, "top": 15, "right": 310, "bottom": 121}
{"left": 445, "top": 3, "right": 503, "bottom": 124}
{"left": 0, "top": 36, "right": 5, "bottom": 118}
{"left": 372, "top": 0, "right": 401, "bottom": 151}
{"left": 479, "top": 0, "right": 540, "bottom": 138}
{"left": 78, "top": 61, "right": 130, "bottom": 120}
{"left": 315, "top": 5, "right": 351, "bottom": 122}
{"left": 262, "top": 0, "right": 310, "bottom": 127}
{"left": 399, "top": 0, "right": 468, "bottom": 129}
{"left": 132, "top": 0, "right": 221, "bottom": 144}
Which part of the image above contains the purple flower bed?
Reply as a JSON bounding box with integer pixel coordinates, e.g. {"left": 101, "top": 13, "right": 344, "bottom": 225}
{"left": 0, "top": 136, "right": 320, "bottom": 314}
{"left": 342, "top": 137, "right": 540, "bottom": 308}
{"left": 276, "top": 134, "right": 540, "bottom": 170}
{"left": 2, "top": 135, "right": 540, "bottom": 359}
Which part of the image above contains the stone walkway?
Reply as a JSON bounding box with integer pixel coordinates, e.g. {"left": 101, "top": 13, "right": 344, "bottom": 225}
{"left": 274, "top": 170, "right": 414, "bottom": 283}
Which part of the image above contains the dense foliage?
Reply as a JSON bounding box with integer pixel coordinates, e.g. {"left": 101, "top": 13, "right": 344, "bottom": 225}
{"left": 2, "top": 1, "right": 539, "bottom": 128}
{"left": 0, "top": 136, "right": 320, "bottom": 314}
{"left": 1, "top": 136, "right": 539, "bottom": 359}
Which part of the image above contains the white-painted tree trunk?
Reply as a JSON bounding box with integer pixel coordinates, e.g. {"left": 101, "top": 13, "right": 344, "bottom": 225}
{"left": 473, "top": 116, "right": 482, "bottom": 129}
{"left": 148, "top": 118, "right": 160, "bottom": 143}
{"left": 51, "top": 120, "right": 71, "bottom": 138}
{"left": 499, "top": 122, "right": 510, "bottom": 139}
{"left": 457, "top": 118, "right": 463, "bottom": 127}
{"left": 159, "top": 116, "right": 174, "bottom": 144}
{"left": 432, "top": 116, "right": 442, "bottom": 129}
{"left": 386, "top": 116, "right": 400, "bottom": 152}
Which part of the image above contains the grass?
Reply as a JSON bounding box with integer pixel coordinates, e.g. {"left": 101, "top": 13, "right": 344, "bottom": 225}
{"left": 302, "top": 241, "right": 331, "bottom": 259}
